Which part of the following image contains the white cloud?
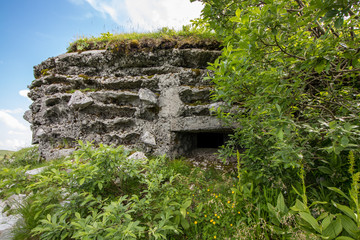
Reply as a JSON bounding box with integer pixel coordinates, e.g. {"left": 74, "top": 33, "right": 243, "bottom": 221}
{"left": 85, "top": 0, "right": 126, "bottom": 23}
{"left": 76, "top": 0, "right": 203, "bottom": 31}
{"left": 2, "top": 108, "right": 24, "bottom": 114}
{"left": 19, "top": 90, "right": 30, "bottom": 99}
{"left": 0, "top": 139, "right": 29, "bottom": 151}
{"left": 8, "top": 130, "right": 28, "bottom": 135}
{"left": 125, "top": 0, "right": 203, "bottom": 30}
{"left": 0, "top": 109, "right": 32, "bottom": 151}
{"left": 0, "top": 110, "right": 27, "bottom": 131}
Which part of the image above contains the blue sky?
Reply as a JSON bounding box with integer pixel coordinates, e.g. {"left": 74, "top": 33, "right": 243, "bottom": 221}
{"left": 0, "top": 0, "right": 203, "bottom": 150}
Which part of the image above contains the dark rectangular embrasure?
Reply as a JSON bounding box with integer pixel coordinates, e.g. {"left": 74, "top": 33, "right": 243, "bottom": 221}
{"left": 196, "top": 132, "right": 228, "bottom": 148}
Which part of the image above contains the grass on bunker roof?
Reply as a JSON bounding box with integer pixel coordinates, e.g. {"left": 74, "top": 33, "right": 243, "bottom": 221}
{"left": 67, "top": 25, "right": 221, "bottom": 53}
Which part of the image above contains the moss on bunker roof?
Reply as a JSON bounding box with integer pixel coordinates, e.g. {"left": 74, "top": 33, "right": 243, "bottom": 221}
{"left": 67, "top": 27, "right": 222, "bottom": 53}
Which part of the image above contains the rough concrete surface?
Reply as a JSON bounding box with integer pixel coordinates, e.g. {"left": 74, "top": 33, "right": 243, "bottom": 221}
{"left": 25, "top": 47, "right": 233, "bottom": 159}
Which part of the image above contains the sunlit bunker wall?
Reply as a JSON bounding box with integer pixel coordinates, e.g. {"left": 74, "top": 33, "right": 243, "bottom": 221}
{"left": 24, "top": 41, "right": 232, "bottom": 159}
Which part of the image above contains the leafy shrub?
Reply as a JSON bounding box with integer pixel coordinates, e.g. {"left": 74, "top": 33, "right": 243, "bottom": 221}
{"left": 292, "top": 151, "right": 360, "bottom": 239}
{"left": 1, "top": 142, "right": 319, "bottom": 239}
{"left": 4, "top": 146, "right": 41, "bottom": 168}
{"left": 191, "top": 0, "right": 360, "bottom": 238}
{"left": 23, "top": 142, "right": 190, "bottom": 239}
{"left": 0, "top": 165, "right": 30, "bottom": 198}
{"left": 195, "top": 0, "right": 360, "bottom": 193}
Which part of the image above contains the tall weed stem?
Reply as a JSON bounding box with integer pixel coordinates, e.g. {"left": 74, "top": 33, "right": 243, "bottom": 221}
{"left": 348, "top": 151, "right": 360, "bottom": 226}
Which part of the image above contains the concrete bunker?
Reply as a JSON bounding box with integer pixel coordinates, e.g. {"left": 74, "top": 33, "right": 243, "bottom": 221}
{"left": 25, "top": 46, "right": 227, "bottom": 159}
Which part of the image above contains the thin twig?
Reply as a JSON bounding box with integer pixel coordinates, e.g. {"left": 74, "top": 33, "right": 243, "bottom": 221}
{"left": 274, "top": 36, "right": 305, "bottom": 60}
{"left": 303, "top": 104, "right": 336, "bottom": 119}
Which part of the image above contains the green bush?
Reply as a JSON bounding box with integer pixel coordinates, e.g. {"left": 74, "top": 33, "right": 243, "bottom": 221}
{"left": 24, "top": 142, "right": 191, "bottom": 239}
{"left": 5, "top": 146, "right": 41, "bottom": 167}
{"left": 2, "top": 142, "right": 318, "bottom": 239}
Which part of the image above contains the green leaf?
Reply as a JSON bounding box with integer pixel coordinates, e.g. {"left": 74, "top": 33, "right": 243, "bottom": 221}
{"left": 236, "top": 8, "right": 241, "bottom": 18}
{"left": 79, "top": 178, "right": 85, "bottom": 185}
{"left": 180, "top": 208, "right": 186, "bottom": 218}
{"left": 332, "top": 201, "right": 357, "bottom": 221}
{"left": 181, "top": 199, "right": 192, "bottom": 210}
{"left": 299, "top": 212, "right": 321, "bottom": 233}
{"left": 174, "top": 215, "right": 180, "bottom": 225}
{"left": 335, "top": 236, "right": 356, "bottom": 240}
{"left": 318, "top": 166, "right": 333, "bottom": 175}
{"left": 328, "top": 187, "right": 350, "bottom": 201}
{"left": 340, "top": 136, "right": 349, "bottom": 147}
{"left": 241, "top": 15, "right": 249, "bottom": 24}
{"left": 334, "top": 17, "right": 344, "bottom": 29}
{"left": 61, "top": 231, "right": 69, "bottom": 240}
{"left": 325, "top": 10, "right": 339, "bottom": 19}
{"left": 275, "top": 104, "right": 281, "bottom": 114}
{"left": 51, "top": 214, "right": 57, "bottom": 224}
{"left": 277, "top": 128, "right": 284, "bottom": 141}
{"left": 334, "top": 145, "right": 344, "bottom": 155}
{"left": 98, "top": 182, "right": 103, "bottom": 190}
{"left": 267, "top": 203, "right": 281, "bottom": 224}
{"left": 317, "top": 212, "right": 329, "bottom": 221}
{"left": 322, "top": 218, "right": 342, "bottom": 239}
{"left": 75, "top": 212, "right": 81, "bottom": 218}
{"left": 338, "top": 215, "right": 360, "bottom": 239}
{"left": 276, "top": 192, "right": 288, "bottom": 214}
{"left": 180, "top": 217, "right": 189, "bottom": 230}
{"left": 321, "top": 215, "right": 332, "bottom": 230}
{"left": 310, "top": 201, "right": 328, "bottom": 209}
{"left": 315, "top": 61, "right": 326, "bottom": 73}
{"left": 291, "top": 199, "right": 307, "bottom": 212}
{"left": 344, "top": 122, "right": 352, "bottom": 131}
{"left": 329, "top": 121, "right": 337, "bottom": 129}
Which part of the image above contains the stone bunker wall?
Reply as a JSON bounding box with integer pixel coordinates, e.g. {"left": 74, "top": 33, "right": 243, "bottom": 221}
{"left": 25, "top": 47, "right": 231, "bottom": 159}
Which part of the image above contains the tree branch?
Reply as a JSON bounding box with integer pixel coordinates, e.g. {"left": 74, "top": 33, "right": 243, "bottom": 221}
{"left": 259, "top": 38, "right": 277, "bottom": 47}
{"left": 330, "top": 68, "right": 360, "bottom": 73}
{"left": 304, "top": 104, "right": 336, "bottom": 120}
{"left": 274, "top": 36, "right": 305, "bottom": 60}
{"left": 294, "top": 0, "right": 305, "bottom": 8}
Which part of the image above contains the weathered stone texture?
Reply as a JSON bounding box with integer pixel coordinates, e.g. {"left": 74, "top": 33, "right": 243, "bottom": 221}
{"left": 26, "top": 48, "right": 231, "bottom": 159}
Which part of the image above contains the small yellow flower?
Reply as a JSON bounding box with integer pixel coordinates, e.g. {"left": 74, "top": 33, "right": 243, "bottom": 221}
{"left": 214, "top": 214, "right": 217, "bottom": 216}
{"left": 205, "top": 215, "right": 207, "bottom": 218}
{"left": 207, "top": 189, "right": 210, "bottom": 192}
{"left": 194, "top": 221, "right": 197, "bottom": 224}
{"left": 210, "top": 219, "right": 213, "bottom": 222}
{"left": 238, "top": 211, "right": 240, "bottom": 214}
{"left": 232, "top": 206, "right": 234, "bottom": 208}
{"left": 215, "top": 195, "right": 218, "bottom": 198}
{"left": 213, "top": 221, "right": 216, "bottom": 225}
{"left": 232, "top": 191, "right": 235, "bottom": 194}
{"left": 227, "top": 200, "right": 231, "bottom": 204}
{"left": 187, "top": 212, "right": 189, "bottom": 214}
{"left": 214, "top": 236, "right": 216, "bottom": 239}
{"left": 217, "top": 216, "right": 220, "bottom": 219}
{"left": 230, "top": 224, "right": 233, "bottom": 227}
